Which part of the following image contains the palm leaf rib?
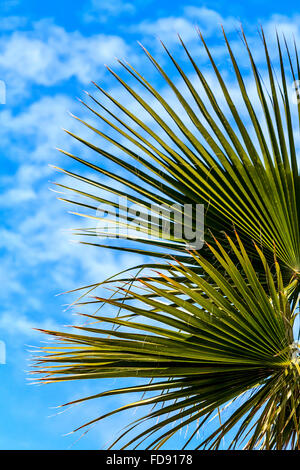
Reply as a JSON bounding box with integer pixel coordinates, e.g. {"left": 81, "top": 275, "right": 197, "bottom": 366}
{"left": 34, "top": 29, "right": 300, "bottom": 449}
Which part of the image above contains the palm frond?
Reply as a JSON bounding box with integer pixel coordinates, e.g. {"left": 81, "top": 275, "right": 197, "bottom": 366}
{"left": 35, "top": 28, "right": 300, "bottom": 449}
{"left": 33, "top": 235, "right": 299, "bottom": 449}
{"left": 54, "top": 29, "right": 299, "bottom": 288}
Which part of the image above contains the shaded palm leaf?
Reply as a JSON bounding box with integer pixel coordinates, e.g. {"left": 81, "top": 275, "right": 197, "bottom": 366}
{"left": 33, "top": 235, "right": 299, "bottom": 449}
{"left": 53, "top": 28, "right": 299, "bottom": 298}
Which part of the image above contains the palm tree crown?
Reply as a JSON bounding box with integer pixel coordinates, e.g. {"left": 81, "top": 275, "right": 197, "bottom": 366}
{"left": 33, "top": 28, "right": 299, "bottom": 450}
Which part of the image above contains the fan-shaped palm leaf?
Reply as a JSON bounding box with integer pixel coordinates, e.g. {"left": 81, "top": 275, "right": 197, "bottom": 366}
{"left": 34, "top": 234, "right": 299, "bottom": 449}
{"left": 35, "top": 28, "right": 300, "bottom": 449}
{"left": 53, "top": 28, "right": 299, "bottom": 297}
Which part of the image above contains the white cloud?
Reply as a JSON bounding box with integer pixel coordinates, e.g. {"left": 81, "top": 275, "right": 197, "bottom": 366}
{"left": 0, "top": 187, "right": 36, "bottom": 206}
{"left": 0, "top": 94, "right": 78, "bottom": 162}
{"left": 0, "top": 161, "right": 144, "bottom": 348}
{"left": 0, "top": 15, "right": 27, "bottom": 30}
{"left": 0, "top": 87, "right": 145, "bottom": 352}
{"left": 184, "top": 6, "right": 239, "bottom": 33}
{"left": 131, "top": 6, "right": 239, "bottom": 44}
{"left": 84, "top": 0, "right": 135, "bottom": 23}
{"left": 0, "top": 311, "right": 58, "bottom": 337}
{"left": 0, "top": 92, "right": 112, "bottom": 167}
{"left": 1, "top": 8, "right": 300, "bottom": 448}
{"left": 0, "top": 19, "right": 131, "bottom": 98}
{"left": 0, "top": 0, "right": 20, "bottom": 11}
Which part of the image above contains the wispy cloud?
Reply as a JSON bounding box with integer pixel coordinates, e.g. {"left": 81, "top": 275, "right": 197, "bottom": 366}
{"left": 83, "top": 0, "right": 136, "bottom": 24}
{"left": 0, "top": 15, "right": 27, "bottom": 30}
{"left": 1, "top": 3, "right": 300, "bottom": 449}
{"left": 131, "top": 6, "right": 240, "bottom": 44}
{"left": 0, "top": 19, "right": 131, "bottom": 103}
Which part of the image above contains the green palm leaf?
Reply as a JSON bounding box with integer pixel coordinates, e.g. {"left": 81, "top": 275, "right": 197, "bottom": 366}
{"left": 53, "top": 29, "right": 299, "bottom": 285}
{"left": 34, "top": 28, "right": 300, "bottom": 449}
{"left": 33, "top": 234, "right": 299, "bottom": 449}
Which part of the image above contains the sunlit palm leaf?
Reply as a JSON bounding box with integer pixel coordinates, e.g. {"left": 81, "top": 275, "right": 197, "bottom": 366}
{"left": 35, "top": 28, "right": 300, "bottom": 450}
{"left": 33, "top": 234, "right": 299, "bottom": 449}
{"left": 53, "top": 28, "right": 299, "bottom": 293}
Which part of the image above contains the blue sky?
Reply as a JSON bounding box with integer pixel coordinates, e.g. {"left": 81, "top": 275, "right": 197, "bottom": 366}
{"left": 0, "top": 0, "right": 299, "bottom": 450}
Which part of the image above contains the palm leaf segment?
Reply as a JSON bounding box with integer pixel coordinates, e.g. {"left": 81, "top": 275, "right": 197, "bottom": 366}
{"left": 54, "top": 29, "right": 299, "bottom": 291}
{"left": 35, "top": 235, "right": 299, "bottom": 449}
{"left": 35, "top": 29, "right": 300, "bottom": 449}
